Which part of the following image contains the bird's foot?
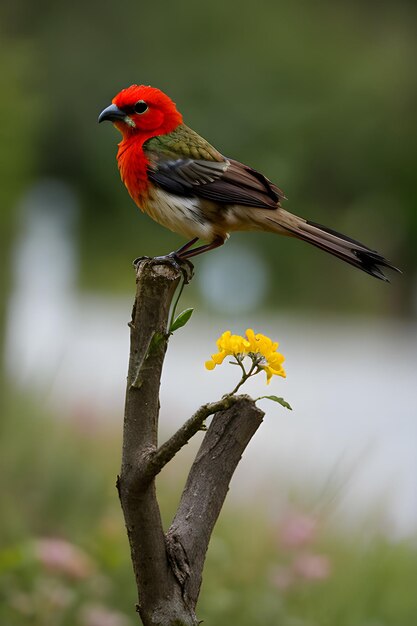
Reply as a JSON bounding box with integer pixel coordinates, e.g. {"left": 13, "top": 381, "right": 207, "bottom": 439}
{"left": 133, "top": 252, "right": 194, "bottom": 282}
{"left": 132, "top": 253, "right": 193, "bottom": 282}
{"left": 153, "top": 252, "right": 194, "bottom": 283}
{"left": 132, "top": 255, "right": 151, "bottom": 270}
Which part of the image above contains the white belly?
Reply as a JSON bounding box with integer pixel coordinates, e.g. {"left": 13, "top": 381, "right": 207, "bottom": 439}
{"left": 143, "top": 188, "right": 215, "bottom": 241}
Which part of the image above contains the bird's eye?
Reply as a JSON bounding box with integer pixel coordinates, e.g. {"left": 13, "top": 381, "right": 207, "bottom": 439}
{"left": 134, "top": 100, "right": 148, "bottom": 114}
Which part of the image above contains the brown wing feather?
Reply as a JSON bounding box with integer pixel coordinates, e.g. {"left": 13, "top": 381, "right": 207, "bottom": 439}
{"left": 147, "top": 154, "right": 285, "bottom": 210}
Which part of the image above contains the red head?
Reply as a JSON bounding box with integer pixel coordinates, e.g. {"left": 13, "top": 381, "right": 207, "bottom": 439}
{"left": 98, "top": 85, "right": 183, "bottom": 140}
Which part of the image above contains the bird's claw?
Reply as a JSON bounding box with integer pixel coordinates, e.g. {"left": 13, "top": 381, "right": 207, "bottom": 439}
{"left": 174, "top": 254, "right": 194, "bottom": 284}
{"left": 132, "top": 253, "right": 193, "bottom": 283}
{"left": 132, "top": 255, "right": 150, "bottom": 269}
{"left": 181, "top": 261, "right": 194, "bottom": 284}
{"left": 153, "top": 252, "right": 194, "bottom": 283}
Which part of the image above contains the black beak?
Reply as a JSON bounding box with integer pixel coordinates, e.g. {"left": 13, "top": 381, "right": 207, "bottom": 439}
{"left": 98, "top": 103, "right": 126, "bottom": 123}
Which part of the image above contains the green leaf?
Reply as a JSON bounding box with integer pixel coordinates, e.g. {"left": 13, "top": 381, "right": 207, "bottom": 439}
{"left": 170, "top": 308, "right": 194, "bottom": 333}
{"left": 257, "top": 395, "right": 292, "bottom": 410}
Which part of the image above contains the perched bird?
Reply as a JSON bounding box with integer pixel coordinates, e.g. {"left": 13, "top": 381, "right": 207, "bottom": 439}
{"left": 99, "top": 85, "right": 398, "bottom": 280}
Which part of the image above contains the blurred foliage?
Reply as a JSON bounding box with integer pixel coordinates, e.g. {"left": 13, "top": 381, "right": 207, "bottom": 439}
{"left": 1, "top": 0, "right": 416, "bottom": 317}
{"left": 0, "top": 27, "right": 42, "bottom": 353}
{"left": 2, "top": 5, "right": 416, "bottom": 623}
{"left": 1, "top": 387, "right": 417, "bottom": 626}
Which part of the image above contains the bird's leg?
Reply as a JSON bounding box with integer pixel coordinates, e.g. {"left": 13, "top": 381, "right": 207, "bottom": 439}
{"left": 134, "top": 238, "right": 197, "bottom": 268}
{"left": 177, "top": 236, "right": 225, "bottom": 260}
{"left": 174, "top": 237, "right": 199, "bottom": 256}
{"left": 133, "top": 237, "right": 198, "bottom": 268}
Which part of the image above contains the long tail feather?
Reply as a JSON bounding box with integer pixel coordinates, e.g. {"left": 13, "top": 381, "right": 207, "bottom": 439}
{"left": 265, "top": 211, "right": 400, "bottom": 281}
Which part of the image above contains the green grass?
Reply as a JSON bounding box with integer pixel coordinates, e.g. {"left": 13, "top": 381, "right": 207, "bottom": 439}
{"left": 1, "top": 388, "right": 416, "bottom": 626}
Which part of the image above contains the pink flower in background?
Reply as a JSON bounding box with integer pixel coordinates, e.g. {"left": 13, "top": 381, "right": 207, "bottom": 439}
{"left": 80, "top": 605, "right": 130, "bottom": 626}
{"left": 34, "top": 538, "right": 94, "bottom": 579}
{"left": 292, "top": 553, "right": 331, "bottom": 580}
{"left": 269, "top": 565, "right": 295, "bottom": 591}
{"left": 279, "top": 513, "right": 317, "bottom": 549}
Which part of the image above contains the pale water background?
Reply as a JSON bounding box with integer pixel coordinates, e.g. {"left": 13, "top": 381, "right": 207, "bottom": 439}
{"left": 5, "top": 182, "right": 417, "bottom": 538}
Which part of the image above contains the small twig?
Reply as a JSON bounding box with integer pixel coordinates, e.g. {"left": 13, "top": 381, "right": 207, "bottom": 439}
{"left": 146, "top": 395, "right": 240, "bottom": 477}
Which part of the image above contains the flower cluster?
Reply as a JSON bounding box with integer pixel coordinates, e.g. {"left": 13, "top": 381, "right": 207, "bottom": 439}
{"left": 205, "top": 329, "right": 286, "bottom": 384}
{"left": 270, "top": 512, "right": 331, "bottom": 591}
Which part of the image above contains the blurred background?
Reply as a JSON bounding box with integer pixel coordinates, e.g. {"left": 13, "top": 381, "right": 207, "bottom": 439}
{"left": 1, "top": 0, "right": 417, "bottom": 624}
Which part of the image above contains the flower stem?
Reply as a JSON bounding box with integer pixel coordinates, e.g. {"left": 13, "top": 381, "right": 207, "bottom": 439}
{"left": 168, "top": 273, "right": 186, "bottom": 332}
{"left": 227, "top": 359, "right": 260, "bottom": 396}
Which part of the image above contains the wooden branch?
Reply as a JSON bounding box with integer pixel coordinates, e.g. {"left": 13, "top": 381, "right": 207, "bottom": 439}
{"left": 147, "top": 395, "right": 240, "bottom": 477}
{"left": 118, "top": 257, "right": 265, "bottom": 625}
{"left": 118, "top": 257, "right": 198, "bottom": 626}
{"left": 166, "top": 396, "right": 264, "bottom": 608}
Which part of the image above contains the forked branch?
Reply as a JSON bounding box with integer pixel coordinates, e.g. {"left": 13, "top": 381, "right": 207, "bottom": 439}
{"left": 118, "top": 257, "right": 264, "bottom": 626}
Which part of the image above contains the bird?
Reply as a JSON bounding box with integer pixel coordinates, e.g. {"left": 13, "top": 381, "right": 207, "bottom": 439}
{"left": 98, "top": 84, "right": 399, "bottom": 280}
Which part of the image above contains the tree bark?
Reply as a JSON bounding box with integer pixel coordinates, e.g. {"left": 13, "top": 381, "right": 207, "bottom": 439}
{"left": 117, "top": 257, "right": 264, "bottom": 626}
{"left": 166, "top": 397, "right": 264, "bottom": 608}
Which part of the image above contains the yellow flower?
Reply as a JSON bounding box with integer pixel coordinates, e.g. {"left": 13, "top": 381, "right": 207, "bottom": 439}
{"left": 245, "top": 328, "right": 286, "bottom": 383}
{"left": 205, "top": 328, "right": 286, "bottom": 384}
{"left": 205, "top": 330, "right": 250, "bottom": 370}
